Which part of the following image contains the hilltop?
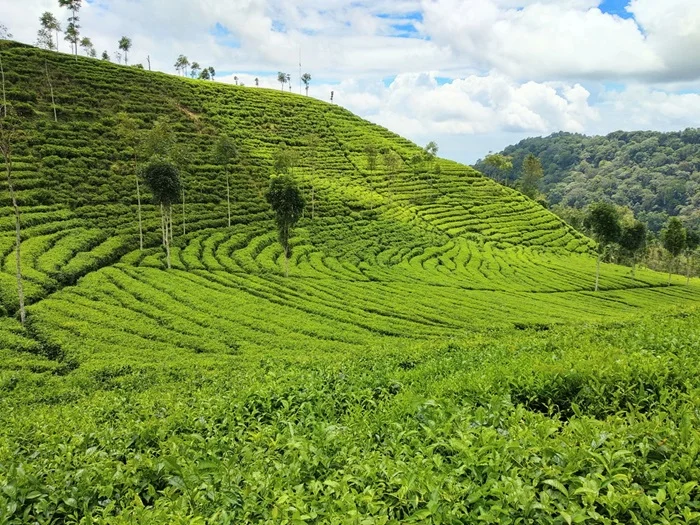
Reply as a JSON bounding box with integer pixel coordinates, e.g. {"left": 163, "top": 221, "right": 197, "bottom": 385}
{"left": 475, "top": 130, "right": 700, "bottom": 232}
{"left": 1, "top": 42, "right": 700, "bottom": 523}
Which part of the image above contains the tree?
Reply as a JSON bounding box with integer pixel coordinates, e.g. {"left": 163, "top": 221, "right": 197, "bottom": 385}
{"left": 483, "top": 153, "right": 513, "bottom": 183}
{"left": 36, "top": 28, "right": 56, "bottom": 50}
{"left": 286, "top": 73, "right": 291, "bottom": 92}
{"left": 79, "top": 37, "right": 94, "bottom": 56}
{"left": 213, "top": 136, "right": 238, "bottom": 228}
{"left": 114, "top": 51, "right": 122, "bottom": 64}
{"left": 0, "top": 25, "right": 11, "bottom": 40}
{"left": 118, "top": 36, "right": 132, "bottom": 65}
{"left": 190, "top": 62, "right": 200, "bottom": 78}
{"left": 278, "top": 72, "right": 286, "bottom": 91}
{"left": 101, "top": 50, "right": 110, "bottom": 61}
{"left": 142, "top": 161, "right": 181, "bottom": 269}
{"left": 255, "top": 77, "right": 259, "bottom": 87}
{"left": 0, "top": 110, "right": 26, "bottom": 324}
{"left": 40, "top": 12, "right": 61, "bottom": 51}
{"left": 64, "top": 24, "right": 80, "bottom": 59}
{"left": 207, "top": 66, "right": 215, "bottom": 80}
{"left": 519, "top": 153, "right": 543, "bottom": 199}
{"left": 0, "top": 52, "right": 6, "bottom": 118}
{"left": 199, "top": 68, "right": 210, "bottom": 80}
{"left": 233, "top": 75, "right": 239, "bottom": 86}
{"left": 59, "top": 0, "right": 82, "bottom": 57}
{"left": 301, "top": 73, "right": 311, "bottom": 96}
{"left": 584, "top": 202, "right": 621, "bottom": 292}
{"left": 266, "top": 175, "right": 305, "bottom": 277}
{"left": 116, "top": 112, "right": 144, "bottom": 250}
{"left": 662, "top": 217, "right": 687, "bottom": 286}
{"left": 424, "top": 141, "right": 438, "bottom": 161}
{"left": 174, "top": 55, "right": 189, "bottom": 76}
{"left": 45, "top": 60, "right": 58, "bottom": 122}
{"left": 619, "top": 219, "right": 646, "bottom": 278}
{"left": 685, "top": 229, "right": 699, "bottom": 285}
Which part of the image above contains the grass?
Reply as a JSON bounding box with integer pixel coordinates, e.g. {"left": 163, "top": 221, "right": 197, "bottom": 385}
{"left": 0, "top": 41, "right": 699, "bottom": 523}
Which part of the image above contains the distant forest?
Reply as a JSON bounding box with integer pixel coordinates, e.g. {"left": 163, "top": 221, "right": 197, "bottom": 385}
{"left": 474, "top": 129, "right": 700, "bottom": 233}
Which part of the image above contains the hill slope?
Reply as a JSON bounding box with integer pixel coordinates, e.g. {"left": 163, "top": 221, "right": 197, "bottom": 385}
{"left": 1, "top": 41, "right": 700, "bottom": 523}
{"left": 475, "top": 130, "right": 700, "bottom": 232}
{"left": 0, "top": 40, "right": 697, "bottom": 350}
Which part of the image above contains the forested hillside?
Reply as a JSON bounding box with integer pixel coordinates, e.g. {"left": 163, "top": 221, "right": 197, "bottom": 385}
{"left": 475, "top": 130, "right": 700, "bottom": 232}
{"left": 1, "top": 40, "right": 700, "bottom": 523}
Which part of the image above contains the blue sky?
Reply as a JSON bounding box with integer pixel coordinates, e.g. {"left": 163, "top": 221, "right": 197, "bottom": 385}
{"left": 5, "top": 0, "right": 700, "bottom": 164}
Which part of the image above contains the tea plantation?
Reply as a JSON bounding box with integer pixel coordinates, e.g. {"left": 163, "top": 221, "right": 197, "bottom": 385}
{"left": 1, "top": 41, "right": 700, "bottom": 523}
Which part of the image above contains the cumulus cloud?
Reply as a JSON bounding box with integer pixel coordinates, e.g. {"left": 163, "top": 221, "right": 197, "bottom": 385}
{"left": 3, "top": 0, "right": 700, "bottom": 163}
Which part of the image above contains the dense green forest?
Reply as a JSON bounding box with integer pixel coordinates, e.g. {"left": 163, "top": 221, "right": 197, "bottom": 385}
{"left": 0, "top": 39, "right": 699, "bottom": 523}
{"left": 475, "top": 130, "right": 700, "bottom": 233}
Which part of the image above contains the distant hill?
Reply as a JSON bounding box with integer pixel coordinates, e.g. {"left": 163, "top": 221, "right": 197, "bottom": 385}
{"left": 474, "top": 130, "right": 700, "bottom": 232}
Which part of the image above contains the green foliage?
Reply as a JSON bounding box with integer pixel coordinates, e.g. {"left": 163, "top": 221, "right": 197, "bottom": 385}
{"left": 141, "top": 161, "right": 181, "bottom": 207}
{"left": 662, "top": 217, "right": 687, "bottom": 257}
{"left": 265, "top": 175, "right": 305, "bottom": 263}
{"left": 476, "top": 130, "right": 700, "bottom": 233}
{"left": 619, "top": 219, "right": 647, "bottom": 256}
{"left": 519, "top": 153, "right": 544, "bottom": 199}
{"left": 585, "top": 202, "right": 621, "bottom": 250}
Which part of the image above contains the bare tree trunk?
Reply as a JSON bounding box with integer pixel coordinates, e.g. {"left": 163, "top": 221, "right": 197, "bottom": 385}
{"left": 165, "top": 205, "right": 172, "bottom": 269}
{"left": 45, "top": 61, "right": 58, "bottom": 122}
{"left": 182, "top": 189, "right": 186, "bottom": 235}
{"left": 226, "top": 172, "right": 231, "bottom": 227}
{"left": 594, "top": 253, "right": 601, "bottom": 292}
{"left": 4, "top": 151, "right": 25, "bottom": 324}
{"left": 0, "top": 53, "right": 6, "bottom": 118}
{"left": 135, "top": 166, "right": 143, "bottom": 250}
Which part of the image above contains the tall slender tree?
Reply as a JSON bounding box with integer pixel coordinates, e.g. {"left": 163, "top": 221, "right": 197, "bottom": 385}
{"left": 213, "top": 136, "right": 238, "bottom": 228}
{"left": 0, "top": 110, "right": 26, "bottom": 324}
{"left": 45, "top": 60, "right": 58, "bottom": 122}
{"left": 685, "top": 229, "right": 699, "bottom": 285}
{"left": 619, "top": 219, "right": 646, "bottom": 279}
{"left": 519, "top": 153, "right": 544, "bottom": 199}
{"left": 40, "top": 12, "right": 61, "bottom": 51}
{"left": 79, "top": 37, "right": 94, "bottom": 56}
{"left": 266, "top": 175, "right": 305, "bottom": 277}
{"left": 36, "top": 28, "right": 55, "bottom": 50}
{"left": 142, "top": 161, "right": 181, "bottom": 269}
{"left": 662, "top": 217, "right": 687, "bottom": 286}
{"left": 118, "top": 36, "right": 132, "bottom": 65}
{"left": 190, "top": 62, "right": 201, "bottom": 78}
{"left": 286, "top": 73, "right": 291, "bottom": 92}
{"left": 278, "top": 72, "right": 287, "bottom": 91}
{"left": 0, "top": 25, "right": 11, "bottom": 40}
{"left": 584, "top": 202, "right": 621, "bottom": 292}
{"left": 301, "top": 73, "right": 311, "bottom": 95}
{"left": 59, "top": 0, "right": 82, "bottom": 57}
{"left": 0, "top": 52, "right": 6, "bottom": 118}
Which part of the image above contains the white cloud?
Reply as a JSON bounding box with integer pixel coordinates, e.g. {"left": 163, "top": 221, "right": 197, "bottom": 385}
{"left": 2, "top": 0, "right": 700, "bottom": 164}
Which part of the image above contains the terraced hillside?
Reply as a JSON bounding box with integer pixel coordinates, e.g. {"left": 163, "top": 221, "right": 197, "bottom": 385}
{"left": 1, "top": 41, "right": 700, "bottom": 523}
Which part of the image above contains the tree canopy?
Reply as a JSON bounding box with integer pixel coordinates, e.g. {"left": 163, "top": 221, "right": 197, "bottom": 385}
{"left": 475, "top": 129, "right": 700, "bottom": 233}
